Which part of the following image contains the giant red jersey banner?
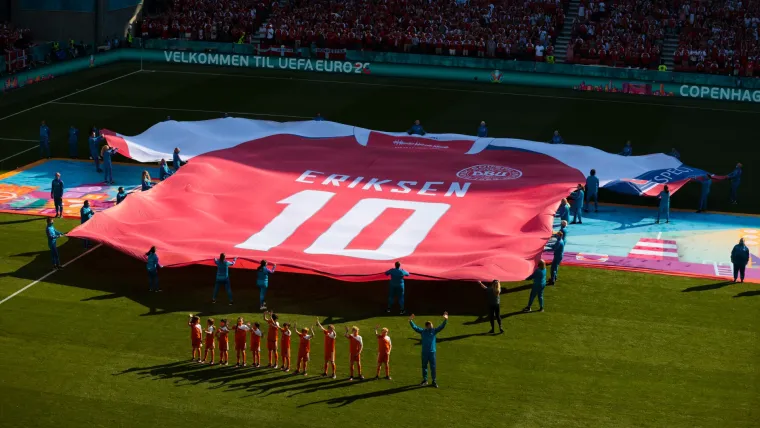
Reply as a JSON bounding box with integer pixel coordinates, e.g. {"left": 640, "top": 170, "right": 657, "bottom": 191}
{"left": 70, "top": 119, "right": 711, "bottom": 281}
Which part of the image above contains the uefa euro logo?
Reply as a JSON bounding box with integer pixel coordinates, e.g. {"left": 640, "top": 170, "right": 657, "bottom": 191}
{"left": 490, "top": 70, "right": 503, "bottom": 83}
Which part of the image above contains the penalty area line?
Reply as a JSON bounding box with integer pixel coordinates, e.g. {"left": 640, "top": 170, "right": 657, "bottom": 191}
{"left": 50, "top": 101, "right": 312, "bottom": 120}
{"left": 0, "top": 244, "right": 102, "bottom": 307}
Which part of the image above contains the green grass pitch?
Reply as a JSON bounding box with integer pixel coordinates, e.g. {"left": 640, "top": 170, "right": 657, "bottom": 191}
{"left": 0, "top": 62, "right": 758, "bottom": 427}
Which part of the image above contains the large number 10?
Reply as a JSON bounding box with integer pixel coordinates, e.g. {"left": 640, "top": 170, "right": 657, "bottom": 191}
{"left": 235, "top": 190, "right": 451, "bottom": 260}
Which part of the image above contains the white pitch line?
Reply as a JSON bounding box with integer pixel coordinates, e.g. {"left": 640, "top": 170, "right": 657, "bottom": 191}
{"left": 51, "top": 101, "right": 311, "bottom": 119}
{"left": 0, "top": 244, "right": 103, "bottom": 306}
{"left": 0, "top": 145, "right": 38, "bottom": 163}
{"left": 0, "top": 137, "right": 39, "bottom": 142}
{"left": 0, "top": 69, "right": 142, "bottom": 122}
{"left": 149, "top": 69, "right": 760, "bottom": 115}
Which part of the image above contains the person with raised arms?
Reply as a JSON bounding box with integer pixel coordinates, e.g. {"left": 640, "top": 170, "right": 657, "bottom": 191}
{"left": 385, "top": 261, "right": 409, "bottom": 314}
{"left": 256, "top": 259, "right": 276, "bottom": 310}
{"left": 101, "top": 144, "right": 119, "bottom": 185}
{"left": 476, "top": 280, "right": 503, "bottom": 333}
{"left": 212, "top": 253, "right": 237, "bottom": 305}
{"left": 409, "top": 312, "right": 448, "bottom": 388}
{"left": 316, "top": 319, "right": 337, "bottom": 378}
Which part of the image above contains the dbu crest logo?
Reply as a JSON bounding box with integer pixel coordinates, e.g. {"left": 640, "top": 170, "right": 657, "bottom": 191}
{"left": 456, "top": 165, "right": 522, "bottom": 181}
{"left": 490, "top": 70, "right": 503, "bottom": 83}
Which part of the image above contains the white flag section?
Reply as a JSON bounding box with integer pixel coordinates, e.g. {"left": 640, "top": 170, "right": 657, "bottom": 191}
{"left": 103, "top": 118, "right": 708, "bottom": 197}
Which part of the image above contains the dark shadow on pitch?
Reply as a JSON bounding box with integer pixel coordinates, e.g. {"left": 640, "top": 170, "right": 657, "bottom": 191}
{"left": 0, "top": 216, "right": 47, "bottom": 225}
{"left": 682, "top": 281, "right": 734, "bottom": 292}
{"left": 298, "top": 384, "right": 422, "bottom": 408}
{"left": 733, "top": 289, "right": 760, "bottom": 298}
{"left": 408, "top": 332, "right": 489, "bottom": 345}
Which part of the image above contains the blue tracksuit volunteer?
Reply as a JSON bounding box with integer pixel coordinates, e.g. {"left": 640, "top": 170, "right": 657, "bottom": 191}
{"left": 80, "top": 201, "right": 94, "bottom": 248}
{"left": 727, "top": 163, "right": 742, "bottom": 204}
{"left": 697, "top": 174, "right": 712, "bottom": 212}
{"left": 40, "top": 121, "right": 51, "bottom": 158}
{"left": 524, "top": 263, "right": 547, "bottom": 312}
{"left": 730, "top": 238, "right": 749, "bottom": 283}
{"left": 88, "top": 133, "right": 103, "bottom": 172}
{"left": 102, "top": 146, "right": 118, "bottom": 184}
{"left": 314, "top": 113, "right": 325, "bottom": 121}
{"left": 159, "top": 160, "right": 173, "bottom": 181}
{"left": 619, "top": 141, "right": 633, "bottom": 156}
{"left": 556, "top": 200, "right": 570, "bottom": 223}
{"left": 558, "top": 223, "right": 568, "bottom": 244}
{"left": 46, "top": 219, "right": 64, "bottom": 268}
{"left": 571, "top": 186, "right": 584, "bottom": 224}
{"left": 550, "top": 234, "right": 565, "bottom": 284}
{"left": 550, "top": 130, "right": 564, "bottom": 144}
{"left": 407, "top": 120, "right": 426, "bottom": 136}
{"left": 172, "top": 148, "right": 183, "bottom": 170}
{"left": 50, "top": 173, "right": 64, "bottom": 218}
{"left": 68, "top": 126, "right": 79, "bottom": 158}
{"left": 256, "top": 260, "right": 276, "bottom": 310}
{"left": 116, "top": 188, "right": 128, "bottom": 204}
{"left": 477, "top": 121, "right": 488, "bottom": 137}
{"left": 656, "top": 186, "right": 670, "bottom": 223}
{"left": 585, "top": 170, "right": 599, "bottom": 212}
{"left": 213, "top": 255, "right": 237, "bottom": 304}
{"left": 146, "top": 248, "right": 161, "bottom": 291}
{"left": 409, "top": 313, "right": 448, "bottom": 387}
{"left": 385, "top": 262, "right": 409, "bottom": 314}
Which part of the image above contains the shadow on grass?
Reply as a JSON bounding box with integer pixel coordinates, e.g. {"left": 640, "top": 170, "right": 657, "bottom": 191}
{"left": 0, "top": 216, "right": 46, "bottom": 226}
{"left": 682, "top": 281, "right": 734, "bottom": 292}
{"left": 298, "top": 384, "right": 422, "bottom": 408}
{"left": 733, "top": 289, "right": 760, "bottom": 298}
{"left": 1, "top": 242, "right": 525, "bottom": 320}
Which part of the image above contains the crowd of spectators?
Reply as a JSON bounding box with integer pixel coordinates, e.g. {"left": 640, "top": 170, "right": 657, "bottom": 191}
{"left": 261, "top": 0, "right": 568, "bottom": 61}
{"left": 0, "top": 22, "right": 32, "bottom": 52}
{"left": 140, "top": 0, "right": 760, "bottom": 77}
{"left": 565, "top": 0, "right": 669, "bottom": 68}
{"left": 140, "top": 0, "right": 272, "bottom": 43}
{"left": 672, "top": 0, "right": 760, "bottom": 77}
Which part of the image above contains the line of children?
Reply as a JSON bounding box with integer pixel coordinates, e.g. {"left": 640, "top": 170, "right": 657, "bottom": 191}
{"left": 185, "top": 314, "right": 392, "bottom": 381}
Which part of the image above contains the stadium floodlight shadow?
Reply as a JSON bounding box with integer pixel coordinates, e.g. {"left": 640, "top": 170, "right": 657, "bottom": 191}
{"left": 681, "top": 281, "right": 734, "bottom": 293}
{"left": 733, "top": 289, "right": 760, "bottom": 298}
{"left": 298, "top": 384, "right": 422, "bottom": 408}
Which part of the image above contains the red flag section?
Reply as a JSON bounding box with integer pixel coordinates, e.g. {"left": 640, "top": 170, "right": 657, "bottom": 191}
{"left": 69, "top": 134, "right": 584, "bottom": 281}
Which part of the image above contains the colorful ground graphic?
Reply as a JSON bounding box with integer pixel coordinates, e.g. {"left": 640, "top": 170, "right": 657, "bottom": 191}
{"left": 0, "top": 159, "right": 151, "bottom": 219}
{"left": 545, "top": 205, "right": 760, "bottom": 283}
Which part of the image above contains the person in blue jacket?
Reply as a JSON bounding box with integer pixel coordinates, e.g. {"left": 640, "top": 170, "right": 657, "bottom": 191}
{"left": 213, "top": 253, "right": 237, "bottom": 305}
{"left": 669, "top": 148, "right": 681, "bottom": 160}
{"left": 68, "top": 126, "right": 79, "bottom": 158}
{"left": 46, "top": 218, "right": 64, "bottom": 269}
{"left": 549, "top": 130, "right": 564, "bottom": 144}
{"left": 727, "top": 163, "right": 742, "bottom": 204}
{"left": 570, "top": 184, "right": 584, "bottom": 224}
{"left": 409, "top": 312, "right": 448, "bottom": 388}
{"left": 172, "top": 147, "right": 184, "bottom": 170}
{"left": 116, "top": 187, "right": 128, "bottom": 204}
{"left": 159, "top": 159, "right": 173, "bottom": 181}
{"left": 477, "top": 121, "right": 488, "bottom": 137}
{"left": 314, "top": 113, "right": 325, "bottom": 121}
{"left": 91, "top": 125, "right": 100, "bottom": 137}
{"left": 555, "top": 220, "right": 568, "bottom": 244}
{"left": 549, "top": 231, "right": 565, "bottom": 285}
{"left": 256, "top": 259, "right": 276, "bottom": 310}
{"left": 385, "top": 261, "right": 409, "bottom": 315}
{"left": 407, "top": 120, "right": 426, "bottom": 136}
{"left": 584, "top": 169, "right": 599, "bottom": 213}
{"left": 619, "top": 140, "right": 633, "bottom": 156}
{"left": 145, "top": 246, "right": 162, "bottom": 292}
{"left": 80, "top": 200, "right": 94, "bottom": 248}
{"left": 101, "top": 145, "right": 119, "bottom": 184}
{"left": 39, "top": 120, "right": 51, "bottom": 159}
{"left": 730, "top": 238, "right": 749, "bottom": 283}
{"left": 141, "top": 171, "right": 153, "bottom": 191}
{"left": 88, "top": 131, "right": 103, "bottom": 173}
{"left": 697, "top": 174, "right": 712, "bottom": 213}
{"left": 50, "top": 172, "right": 64, "bottom": 218}
{"left": 556, "top": 198, "right": 570, "bottom": 223}
{"left": 656, "top": 185, "right": 670, "bottom": 224}
{"left": 524, "top": 260, "right": 547, "bottom": 312}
